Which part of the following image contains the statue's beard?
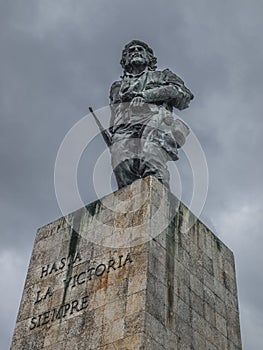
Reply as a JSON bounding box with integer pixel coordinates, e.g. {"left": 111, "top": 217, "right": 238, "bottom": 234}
{"left": 127, "top": 56, "right": 147, "bottom": 68}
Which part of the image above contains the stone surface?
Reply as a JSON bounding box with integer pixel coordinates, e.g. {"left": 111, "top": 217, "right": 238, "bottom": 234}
{"left": 11, "top": 176, "right": 242, "bottom": 349}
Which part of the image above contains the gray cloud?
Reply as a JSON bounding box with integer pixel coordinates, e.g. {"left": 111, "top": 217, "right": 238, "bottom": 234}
{"left": 1, "top": 0, "right": 263, "bottom": 348}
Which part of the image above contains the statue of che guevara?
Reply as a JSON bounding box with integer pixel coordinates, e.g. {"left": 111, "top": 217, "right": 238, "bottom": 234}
{"left": 109, "top": 40, "right": 194, "bottom": 189}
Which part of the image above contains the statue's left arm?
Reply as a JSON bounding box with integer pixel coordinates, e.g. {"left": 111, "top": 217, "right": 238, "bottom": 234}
{"left": 140, "top": 69, "right": 194, "bottom": 110}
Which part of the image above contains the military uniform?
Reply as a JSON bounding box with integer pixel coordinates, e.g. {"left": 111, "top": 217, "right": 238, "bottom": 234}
{"left": 109, "top": 68, "right": 193, "bottom": 188}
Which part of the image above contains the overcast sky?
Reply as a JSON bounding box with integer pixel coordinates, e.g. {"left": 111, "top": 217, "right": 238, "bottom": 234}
{"left": 1, "top": 0, "right": 263, "bottom": 349}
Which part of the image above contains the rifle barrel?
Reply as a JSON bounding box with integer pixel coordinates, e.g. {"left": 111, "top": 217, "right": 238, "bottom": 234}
{"left": 89, "top": 107, "right": 112, "bottom": 147}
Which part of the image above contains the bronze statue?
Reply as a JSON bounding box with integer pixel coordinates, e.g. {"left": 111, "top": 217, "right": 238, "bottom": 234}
{"left": 109, "top": 40, "right": 193, "bottom": 188}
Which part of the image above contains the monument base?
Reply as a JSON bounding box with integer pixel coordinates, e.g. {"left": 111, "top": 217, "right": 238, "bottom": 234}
{"left": 11, "top": 176, "right": 242, "bottom": 349}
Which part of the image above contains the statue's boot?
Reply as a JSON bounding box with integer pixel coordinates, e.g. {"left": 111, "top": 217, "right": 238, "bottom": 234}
{"left": 113, "top": 159, "right": 141, "bottom": 189}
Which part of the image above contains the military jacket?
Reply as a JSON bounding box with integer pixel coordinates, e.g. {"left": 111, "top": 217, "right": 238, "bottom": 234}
{"left": 109, "top": 68, "right": 193, "bottom": 160}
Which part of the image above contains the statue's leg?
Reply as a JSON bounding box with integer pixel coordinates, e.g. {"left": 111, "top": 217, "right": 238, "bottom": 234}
{"left": 113, "top": 159, "right": 140, "bottom": 189}
{"left": 141, "top": 160, "right": 170, "bottom": 188}
{"left": 139, "top": 140, "right": 170, "bottom": 188}
{"left": 111, "top": 129, "right": 142, "bottom": 189}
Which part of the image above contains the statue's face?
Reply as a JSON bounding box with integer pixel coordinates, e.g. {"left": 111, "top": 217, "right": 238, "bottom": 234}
{"left": 125, "top": 44, "right": 148, "bottom": 67}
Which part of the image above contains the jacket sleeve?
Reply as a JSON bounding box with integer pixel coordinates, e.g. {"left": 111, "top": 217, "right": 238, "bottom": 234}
{"left": 142, "top": 69, "right": 194, "bottom": 110}
{"left": 109, "top": 81, "right": 122, "bottom": 133}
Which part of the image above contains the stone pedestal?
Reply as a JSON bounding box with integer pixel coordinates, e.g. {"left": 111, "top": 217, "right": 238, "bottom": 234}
{"left": 11, "top": 176, "right": 242, "bottom": 349}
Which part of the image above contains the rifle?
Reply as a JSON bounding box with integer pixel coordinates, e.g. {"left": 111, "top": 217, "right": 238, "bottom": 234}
{"left": 88, "top": 107, "right": 112, "bottom": 147}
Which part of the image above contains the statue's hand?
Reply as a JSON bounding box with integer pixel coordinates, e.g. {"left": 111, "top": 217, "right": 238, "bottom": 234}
{"left": 130, "top": 95, "right": 145, "bottom": 110}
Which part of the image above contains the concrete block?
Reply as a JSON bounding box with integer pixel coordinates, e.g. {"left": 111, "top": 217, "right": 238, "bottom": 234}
{"left": 11, "top": 177, "right": 242, "bottom": 349}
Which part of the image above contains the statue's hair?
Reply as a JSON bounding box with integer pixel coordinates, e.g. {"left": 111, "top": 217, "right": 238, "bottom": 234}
{"left": 120, "top": 40, "right": 157, "bottom": 71}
